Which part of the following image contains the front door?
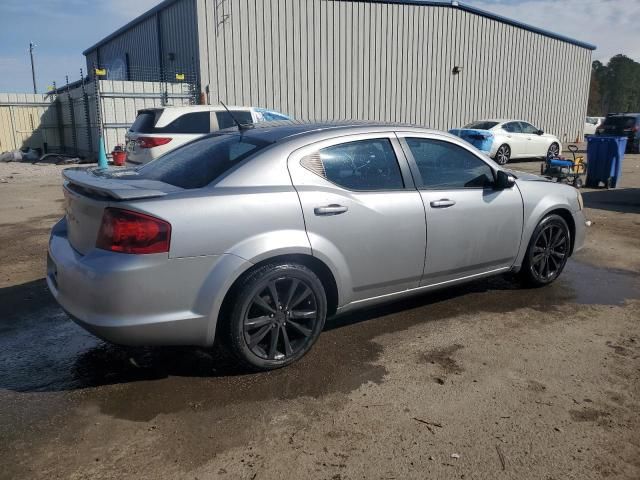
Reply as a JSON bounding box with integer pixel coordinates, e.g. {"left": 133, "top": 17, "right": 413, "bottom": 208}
{"left": 288, "top": 133, "right": 426, "bottom": 304}
{"left": 398, "top": 133, "right": 524, "bottom": 286}
{"left": 502, "top": 121, "right": 528, "bottom": 158}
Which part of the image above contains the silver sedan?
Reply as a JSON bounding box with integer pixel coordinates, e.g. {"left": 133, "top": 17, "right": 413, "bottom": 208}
{"left": 47, "top": 123, "right": 588, "bottom": 370}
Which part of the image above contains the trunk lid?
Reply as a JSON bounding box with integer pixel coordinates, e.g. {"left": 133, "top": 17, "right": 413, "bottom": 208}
{"left": 449, "top": 128, "right": 494, "bottom": 153}
{"left": 62, "top": 167, "right": 181, "bottom": 255}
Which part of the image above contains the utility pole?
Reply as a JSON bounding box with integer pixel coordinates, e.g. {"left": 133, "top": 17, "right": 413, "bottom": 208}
{"left": 29, "top": 42, "right": 37, "bottom": 94}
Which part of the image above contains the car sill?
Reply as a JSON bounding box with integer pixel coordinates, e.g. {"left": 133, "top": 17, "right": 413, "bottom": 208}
{"left": 336, "top": 266, "right": 511, "bottom": 314}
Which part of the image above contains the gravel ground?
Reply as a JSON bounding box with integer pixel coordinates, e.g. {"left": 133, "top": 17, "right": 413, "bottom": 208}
{"left": 0, "top": 149, "right": 638, "bottom": 480}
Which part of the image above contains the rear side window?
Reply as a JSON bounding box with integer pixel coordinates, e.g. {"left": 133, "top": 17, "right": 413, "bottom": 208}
{"left": 406, "top": 138, "right": 494, "bottom": 189}
{"left": 302, "top": 138, "right": 404, "bottom": 191}
{"left": 216, "top": 111, "right": 254, "bottom": 129}
{"left": 135, "top": 135, "right": 270, "bottom": 189}
{"left": 155, "top": 112, "right": 210, "bottom": 134}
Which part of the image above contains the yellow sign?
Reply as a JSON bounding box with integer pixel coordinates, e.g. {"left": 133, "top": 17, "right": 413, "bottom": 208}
{"left": 95, "top": 68, "right": 107, "bottom": 76}
{"left": 175, "top": 73, "right": 185, "bottom": 81}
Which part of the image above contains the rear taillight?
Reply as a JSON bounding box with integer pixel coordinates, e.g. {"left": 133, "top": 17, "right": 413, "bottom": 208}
{"left": 136, "top": 137, "right": 172, "bottom": 148}
{"left": 96, "top": 208, "right": 171, "bottom": 254}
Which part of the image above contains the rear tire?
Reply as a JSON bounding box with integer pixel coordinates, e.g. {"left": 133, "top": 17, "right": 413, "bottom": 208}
{"left": 519, "top": 214, "right": 570, "bottom": 287}
{"left": 547, "top": 142, "right": 560, "bottom": 159}
{"left": 573, "top": 177, "right": 583, "bottom": 189}
{"left": 495, "top": 144, "right": 511, "bottom": 165}
{"left": 224, "top": 263, "right": 327, "bottom": 371}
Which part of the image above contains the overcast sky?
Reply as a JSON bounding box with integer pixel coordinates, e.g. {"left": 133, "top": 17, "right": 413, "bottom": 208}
{"left": 0, "top": 0, "right": 637, "bottom": 93}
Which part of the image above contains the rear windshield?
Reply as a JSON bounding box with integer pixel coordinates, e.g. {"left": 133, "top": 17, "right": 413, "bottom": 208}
{"left": 130, "top": 110, "right": 211, "bottom": 134}
{"left": 130, "top": 110, "right": 159, "bottom": 133}
{"left": 135, "top": 135, "right": 271, "bottom": 189}
{"left": 602, "top": 116, "right": 637, "bottom": 128}
{"left": 463, "top": 121, "right": 499, "bottom": 130}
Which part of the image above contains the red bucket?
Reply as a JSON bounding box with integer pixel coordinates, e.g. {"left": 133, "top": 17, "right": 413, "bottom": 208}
{"left": 112, "top": 150, "right": 127, "bottom": 166}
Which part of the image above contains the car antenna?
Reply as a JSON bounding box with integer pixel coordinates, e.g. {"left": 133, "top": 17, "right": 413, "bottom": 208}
{"left": 219, "top": 100, "right": 253, "bottom": 131}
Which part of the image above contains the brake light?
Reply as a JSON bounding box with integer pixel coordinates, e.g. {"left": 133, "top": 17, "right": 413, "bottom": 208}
{"left": 136, "top": 137, "right": 172, "bottom": 148}
{"left": 96, "top": 208, "right": 171, "bottom": 254}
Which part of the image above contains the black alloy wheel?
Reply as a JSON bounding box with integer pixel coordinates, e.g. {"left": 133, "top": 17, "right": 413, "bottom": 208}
{"left": 226, "top": 263, "right": 327, "bottom": 370}
{"left": 521, "top": 214, "right": 570, "bottom": 286}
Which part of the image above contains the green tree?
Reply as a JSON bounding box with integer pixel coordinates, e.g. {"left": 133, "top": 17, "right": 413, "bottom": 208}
{"left": 588, "top": 55, "right": 640, "bottom": 115}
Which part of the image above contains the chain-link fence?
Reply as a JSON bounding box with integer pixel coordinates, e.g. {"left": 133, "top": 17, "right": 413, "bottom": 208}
{"left": 0, "top": 64, "right": 199, "bottom": 161}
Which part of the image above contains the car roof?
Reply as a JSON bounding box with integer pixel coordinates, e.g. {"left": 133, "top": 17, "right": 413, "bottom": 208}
{"left": 208, "top": 120, "right": 451, "bottom": 144}
{"left": 158, "top": 105, "right": 253, "bottom": 113}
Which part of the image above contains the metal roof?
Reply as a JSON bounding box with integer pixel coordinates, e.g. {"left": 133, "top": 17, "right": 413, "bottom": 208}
{"left": 83, "top": 0, "right": 596, "bottom": 56}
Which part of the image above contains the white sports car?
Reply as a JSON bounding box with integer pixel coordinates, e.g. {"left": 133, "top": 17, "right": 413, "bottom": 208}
{"left": 450, "top": 119, "right": 562, "bottom": 165}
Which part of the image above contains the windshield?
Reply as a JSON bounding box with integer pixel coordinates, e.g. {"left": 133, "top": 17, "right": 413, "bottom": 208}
{"left": 133, "top": 134, "right": 271, "bottom": 189}
{"left": 463, "top": 121, "right": 499, "bottom": 130}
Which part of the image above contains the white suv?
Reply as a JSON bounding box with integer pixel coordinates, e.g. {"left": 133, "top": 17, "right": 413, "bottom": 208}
{"left": 125, "top": 105, "right": 290, "bottom": 165}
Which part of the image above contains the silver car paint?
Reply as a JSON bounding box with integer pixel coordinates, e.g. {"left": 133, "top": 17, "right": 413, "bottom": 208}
{"left": 47, "top": 124, "right": 587, "bottom": 347}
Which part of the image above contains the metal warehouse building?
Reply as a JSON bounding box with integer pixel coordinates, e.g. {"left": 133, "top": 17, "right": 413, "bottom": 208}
{"left": 83, "top": 0, "right": 596, "bottom": 142}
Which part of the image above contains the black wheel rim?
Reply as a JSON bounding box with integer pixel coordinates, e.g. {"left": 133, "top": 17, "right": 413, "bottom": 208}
{"left": 243, "top": 277, "right": 318, "bottom": 360}
{"left": 496, "top": 146, "right": 509, "bottom": 165}
{"left": 530, "top": 223, "right": 568, "bottom": 282}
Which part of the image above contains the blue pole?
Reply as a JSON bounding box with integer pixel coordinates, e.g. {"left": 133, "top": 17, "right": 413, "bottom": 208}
{"left": 97, "top": 136, "right": 108, "bottom": 169}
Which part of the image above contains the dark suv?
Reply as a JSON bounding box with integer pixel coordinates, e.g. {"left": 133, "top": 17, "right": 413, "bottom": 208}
{"left": 596, "top": 113, "right": 640, "bottom": 153}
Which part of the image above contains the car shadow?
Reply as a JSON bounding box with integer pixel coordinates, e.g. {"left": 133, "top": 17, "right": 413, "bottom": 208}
{"left": 582, "top": 188, "right": 640, "bottom": 214}
{"left": 0, "top": 274, "right": 525, "bottom": 393}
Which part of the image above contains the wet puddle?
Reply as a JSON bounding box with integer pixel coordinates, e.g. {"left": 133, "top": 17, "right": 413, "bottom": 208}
{"left": 0, "top": 259, "right": 638, "bottom": 421}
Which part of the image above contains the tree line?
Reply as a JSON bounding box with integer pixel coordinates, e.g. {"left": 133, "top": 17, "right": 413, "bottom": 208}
{"left": 588, "top": 54, "right": 640, "bottom": 116}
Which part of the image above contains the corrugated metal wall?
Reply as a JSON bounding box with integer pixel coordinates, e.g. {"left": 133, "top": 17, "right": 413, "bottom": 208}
{"left": 0, "top": 93, "right": 59, "bottom": 153}
{"left": 196, "top": 0, "right": 592, "bottom": 142}
{"left": 160, "top": 0, "right": 200, "bottom": 77}
{"left": 85, "top": 0, "right": 198, "bottom": 82}
{"left": 98, "top": 16, "right": 160, "bottom": 77}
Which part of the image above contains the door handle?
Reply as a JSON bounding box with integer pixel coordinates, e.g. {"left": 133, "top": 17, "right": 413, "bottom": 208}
{"left": 430, "top": 199, "right": 456, "bottom": 208}
{"left": 314, "top": 204, "right": 349, "bottom": 216}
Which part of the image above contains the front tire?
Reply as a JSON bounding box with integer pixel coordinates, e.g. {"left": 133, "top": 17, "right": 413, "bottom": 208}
{"left": 495, "top": 144, "right": 511, "bottom": 165}
{"left": 547, "top": 142, "right": 560, "bottom": 159}
{"left": 225, "top": 263, "right": 327, "bottom": 371}
{"left": 520, "top": 214, "right": 570, "bottom": 287}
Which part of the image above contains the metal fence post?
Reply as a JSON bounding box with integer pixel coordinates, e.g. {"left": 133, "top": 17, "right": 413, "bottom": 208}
{"left": 80, "top": 68, "right": 93, "bottom": 159}
{"left": 93, "top": 63, "right": 108, "bottom": 167}
{"left": 66, "top": 75, "right": 78, "bottom": 156}
{"left": 53, "top": 81, "right": 65, "bottom": 153}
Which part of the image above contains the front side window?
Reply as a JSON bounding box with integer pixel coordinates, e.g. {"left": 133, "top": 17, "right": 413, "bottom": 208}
{"left": 519, "top": 122, "right": 539, "bottom": 134}
{"left": 502, "top": 122, "right": 522, "bottom": 133}
{"left": 405, "top": 138, "right": 495, "bottom": 189}
{"left": 303, "top": 138, "right": 404, "bottom": 191}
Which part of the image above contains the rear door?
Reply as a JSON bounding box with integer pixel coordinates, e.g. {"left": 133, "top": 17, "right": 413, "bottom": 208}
{"left": 288, "top": 133, "right": 426, "bottom": 304}
{"left": 397, "top": 133, "right": 523, "bottom": 286}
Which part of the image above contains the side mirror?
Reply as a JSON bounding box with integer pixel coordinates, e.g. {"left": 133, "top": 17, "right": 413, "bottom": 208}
{"left": 494, "top": 170, "right": 516, "bottom": 190}
{"left": 536, "top": 129, "right": 544, "bottom": 135}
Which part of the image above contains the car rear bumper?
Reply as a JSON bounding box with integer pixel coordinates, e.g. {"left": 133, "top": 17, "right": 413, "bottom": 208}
{"left": 46, "top": 219, "right": 220, "bottom": 347}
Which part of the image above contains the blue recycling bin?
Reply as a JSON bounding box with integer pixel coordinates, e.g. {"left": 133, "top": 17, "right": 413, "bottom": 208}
{"left": 586, "top": 136, "right": 627, "bottom": 188}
